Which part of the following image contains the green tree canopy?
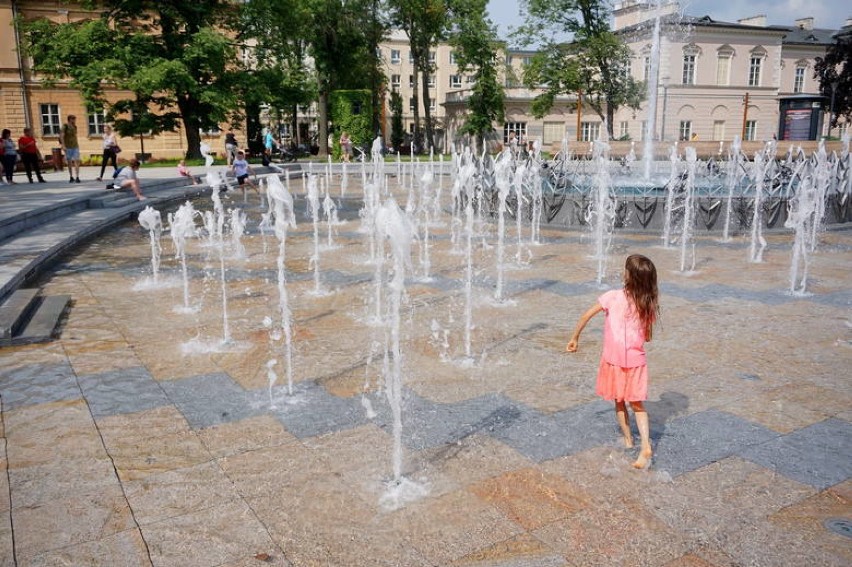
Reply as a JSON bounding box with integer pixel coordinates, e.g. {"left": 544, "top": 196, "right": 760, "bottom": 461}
{"left": 22, "top": 0, "right": 244, "bottom": 159}
{"left": 388, "top": 0, "right": 452, "bottom": 152}
{"left": 814, "top": 27, "right": 852, "bottom": 132}
{"left": 514, "top": 0, "right": 644, "bottom": 138}
{"left": 447, "top": 0, "right": 505, "bottom": 150}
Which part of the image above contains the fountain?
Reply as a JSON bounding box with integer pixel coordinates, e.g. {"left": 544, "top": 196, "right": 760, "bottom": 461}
{"left": 167, "top": 201, "right": 199, "bottom": 312}
{"left": 266, "top": 174, "right": 297, "bottom": 395}
{"left": 137, "top": 206, "right": 163, "bottom": 285}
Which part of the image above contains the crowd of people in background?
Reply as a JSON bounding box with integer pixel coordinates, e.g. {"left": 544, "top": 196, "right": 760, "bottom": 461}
{"left": 1, "top": 126, "right": 47, "bottom": 185}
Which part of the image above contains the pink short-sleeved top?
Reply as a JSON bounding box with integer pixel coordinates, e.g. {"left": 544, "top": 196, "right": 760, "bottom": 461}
{"left": 598, "top": 289, "right": 646, "bottom": 368}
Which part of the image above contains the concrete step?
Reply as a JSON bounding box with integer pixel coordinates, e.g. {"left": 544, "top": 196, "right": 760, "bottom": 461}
{"left": 12, "top": 294, "right": 71, "bottom": 346}
{"left": 0, "top": 288, "right": 40, "bottom": 341}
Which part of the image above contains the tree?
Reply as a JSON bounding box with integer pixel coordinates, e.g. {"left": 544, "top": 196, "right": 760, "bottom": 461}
{"left": 22, "top": 1, "right": 244, "bottom": 159}
{"left": 814, "top": 27, "right": 852, "bottom": 133}
{"left": 390, "top": 90, "right": 405, "bottom": 151}
{"left": 388, "top": 0, "right": 452, "bottom": 153}
{"left": 237, "top": 0, "right": 316, "bottom": 149}
{"left": 447, "top": 0, "right": 505, "bottom": 150}
{"left": 514, "top": 0, "right": 644, "bottom": 138}
{"left": 300, "top": 0, "right": 386, "bottom": 156}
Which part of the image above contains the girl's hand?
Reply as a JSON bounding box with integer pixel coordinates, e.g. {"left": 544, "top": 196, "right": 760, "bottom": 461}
{"left": 566, "top": 339, "right": 579, "bottom": 353}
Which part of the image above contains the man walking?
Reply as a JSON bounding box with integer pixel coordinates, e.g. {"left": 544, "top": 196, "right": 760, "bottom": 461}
{"left": 60, "top": 115, "right": 81, "bottom": 183}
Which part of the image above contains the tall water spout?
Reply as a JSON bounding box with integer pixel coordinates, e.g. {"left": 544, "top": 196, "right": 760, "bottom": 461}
{"left": 168, "top": 201, "right": 199, "bottom": 311}
{"left": 493, "top": 151, "right": 513, "bottom": 302}
{"left": 267, "top": 175, "right": 298, "bottom": 394}
{"left": 721, "top": 137, "right": 744, "bottom": 242}
{"left": 138, "top": 206, "right": 163, "bottom": 284}
{"left": 679, "top": 147, "right": 697, "bottom": 272}
{"left": 641, "top": 0, "right": 663, "bottom": 180}
{"left": 306, "top": 175, "right": 323, "bottom": 294}
{"left": 375, "top": 197, "right": 414, "bottom": 483}
{"left": 589, "top": 131, "right": 616, "bottom": 285}
{"left": 748, "top": 149, "right": 769, "bottom": 263}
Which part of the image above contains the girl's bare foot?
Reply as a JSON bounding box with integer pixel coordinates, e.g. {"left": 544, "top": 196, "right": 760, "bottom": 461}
{"left": 632, "top": 449, "right": 652, "bottom": 469}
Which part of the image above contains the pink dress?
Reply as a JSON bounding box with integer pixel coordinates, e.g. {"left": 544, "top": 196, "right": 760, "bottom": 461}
{"left": 595, "top": 289, "right": 649, "bottom": 402}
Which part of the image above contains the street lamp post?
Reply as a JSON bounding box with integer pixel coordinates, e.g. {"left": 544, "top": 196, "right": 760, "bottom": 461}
{"left": 660, "top": 83, "right": 669, "bottom": 141}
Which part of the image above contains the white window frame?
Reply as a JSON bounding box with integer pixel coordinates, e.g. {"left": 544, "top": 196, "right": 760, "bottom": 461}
{"left": 619, "top": 121, "right": 629, "bottom": 139}
{"left": 679, "top": 120, "right": 692, "bottom": 141}
{"left": 391, "top": 74, "right": 401, "bottom": 89}
{"left": 88, "top": 109, "right": 108, "bottom": 136}
{"left": 581, "top": 122, "right": 600, "bottom": 142}
{"left": 744, "top": 120, "right": 757, "bottom": 141}
{"left": 449, "top": 51, "right": 457, "bottom": 65}
{"left": 427, "top": 74, "right": 435, "bottom": 88}
{"left": 449, "top": 74, "right": 461, "bottom": 89}
{"left": 390, "top": 49, "right": 401, "bottom": 64}
{"left": 716, "top": 51, "right": 732, "bottom": 86}
{"left": 682, "top": 54, "right": 696, "bottom": 85}
{"left": 504, "top": 122, "right": 527, "bottom": 144}
{"left": 794, "top": 66, "right": 806, "bottom": 93}
{"left": 712, "top": 120, "right": 725, "bottom": 141}
{"left": 40, "top": 103, "right": 61, "bottom": 136}
{"left": 748, "top": 56, "right": 763, "bottom": 87}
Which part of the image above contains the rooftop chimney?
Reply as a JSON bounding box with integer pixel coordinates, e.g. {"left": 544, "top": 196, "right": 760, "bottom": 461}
{"left": 795, "top": 17, "right": 814, "bottom": 30}
{"left": 738, "top": 15, "right": 767, "bottom": 27}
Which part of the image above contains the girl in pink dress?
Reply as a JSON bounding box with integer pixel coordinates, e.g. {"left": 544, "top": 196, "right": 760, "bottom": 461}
{"left": 566, "top": 254, "right": 660, "bottom": 469}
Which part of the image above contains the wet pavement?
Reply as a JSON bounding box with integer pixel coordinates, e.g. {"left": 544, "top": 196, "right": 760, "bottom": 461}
{"left": 0, "top": 168, "right": 850, "bottom": 566}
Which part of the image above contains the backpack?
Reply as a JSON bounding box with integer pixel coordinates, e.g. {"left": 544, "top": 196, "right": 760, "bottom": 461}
{"left": 112, "top": 166, "right": 125, "bottom": 179}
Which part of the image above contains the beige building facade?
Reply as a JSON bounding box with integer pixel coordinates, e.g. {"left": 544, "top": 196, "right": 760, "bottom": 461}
{"left": 2, "top": 1, "right": 848, "bottom": 160}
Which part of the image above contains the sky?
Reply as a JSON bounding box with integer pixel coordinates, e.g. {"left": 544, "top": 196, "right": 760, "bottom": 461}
{"left": 486, "top": 0, "right": 850, "bottom": 42}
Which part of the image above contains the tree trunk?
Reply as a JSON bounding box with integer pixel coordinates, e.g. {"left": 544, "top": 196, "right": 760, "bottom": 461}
{"left": 421, "top": 68, "right": 435, "bottom": 152}
{"left": 178, "top": 99, "right": 203, "bottom": 159}
{"left": 411, "top": 60, "right": 421, "bottom": 154}
{"left": 318, "top": 83, "right": 330, "bottom": 158}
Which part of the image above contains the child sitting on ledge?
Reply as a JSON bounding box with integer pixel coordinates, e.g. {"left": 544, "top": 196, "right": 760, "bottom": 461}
{"left": 177, "top": 159, "right": 200, "bottom": 185}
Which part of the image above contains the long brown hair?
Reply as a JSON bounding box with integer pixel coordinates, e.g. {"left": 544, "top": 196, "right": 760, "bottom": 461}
{"left": 623, "top": 254, "right": 660, "bottom": 341}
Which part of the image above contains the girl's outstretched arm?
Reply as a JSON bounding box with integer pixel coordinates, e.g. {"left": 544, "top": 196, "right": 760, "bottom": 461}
{"left": 566, "top": 303, "right": 603, "bottom": 352}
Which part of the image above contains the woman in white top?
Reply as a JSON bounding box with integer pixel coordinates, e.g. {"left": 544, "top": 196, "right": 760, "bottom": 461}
{"left": 97, "top": 125, "right": 119, "bottom": 181}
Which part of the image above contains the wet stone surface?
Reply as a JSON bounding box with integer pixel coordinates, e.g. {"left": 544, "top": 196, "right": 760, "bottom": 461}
{"left": 0, "top": 177, "right": 850, "bottom": 566}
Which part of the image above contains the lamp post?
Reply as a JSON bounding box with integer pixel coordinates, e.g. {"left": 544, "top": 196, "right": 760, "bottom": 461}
{"left": 828, "top": 80, "right": 839, "bottom": 139}
{"left": 659, "top": 82, "right": 669, "bottom": 141}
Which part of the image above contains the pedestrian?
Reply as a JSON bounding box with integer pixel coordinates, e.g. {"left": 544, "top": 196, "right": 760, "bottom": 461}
{"left": 231, "top": 150, "right": 258, "bottom": 196}
{"left": 96, "top": 125, "right": 119, "bottom": 181}
{"left": 264, "top": 128, "right": 276, "bottom": 160}
{"left": 1, "top": 129, "right": 19, "bottom": 184}
{"left": 339, "top": 131, "right": 352, "bottom": 162}
{"left": 17, "top": 127, "right": 46, "bottom": 183}
{"left": 224, "top": 130, "right": 238, "bottom": 166}
{"left": 177, "top": 159, "right": 199, "bottom": 185}
{"left": 565, "top": 254, "right": 660, "bottom": 469}
{"left": 60, "top": 115, "right": 81, "bottom": 183}
{"left": 113, "top": 158, "right": 145, "bottom": 200}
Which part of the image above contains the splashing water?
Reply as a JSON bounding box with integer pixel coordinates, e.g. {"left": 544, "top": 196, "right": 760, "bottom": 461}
{"left": 168, "top": 201, "right": 199, "bottom": 311}
{"left": 267, "top": 175, "right": 297, "bottom": 394}
{"left": 493, "top": 150, "right": 513, "bottom": 302}
{"left": 588, "top": 131, "right": 616, "bottom": 284}
{"left": 375, "top": 197, "right": 415, "bottom": 486}
{"left": 138, "top": 206, "right": 163, "bottom": 284}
